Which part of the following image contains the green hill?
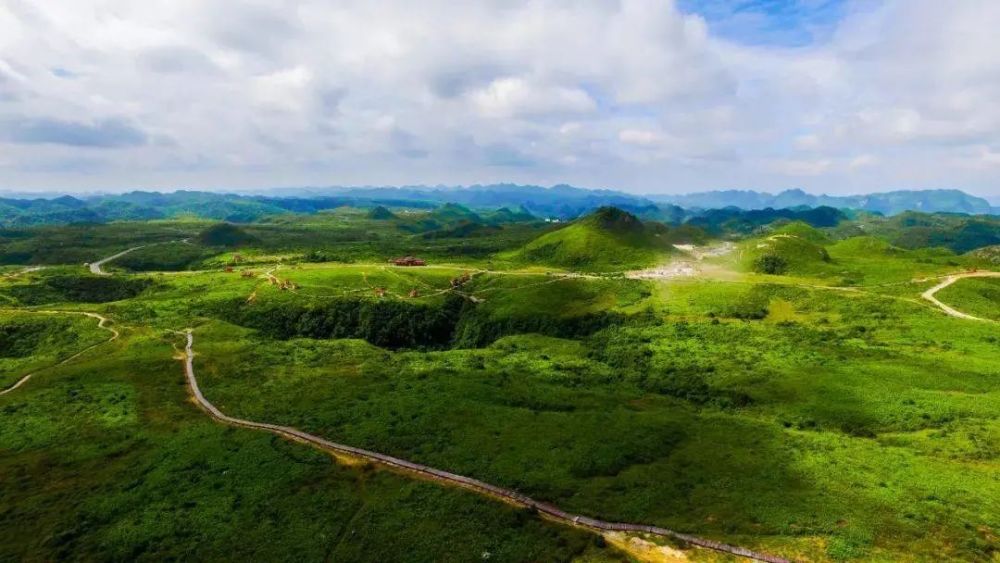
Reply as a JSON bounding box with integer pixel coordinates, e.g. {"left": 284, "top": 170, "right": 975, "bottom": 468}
{"left": 968, "top": 245, "right": 1000, "bottom": 266}
{"left": 828, "top": 236, "right": 902, "bottom": 258}
{"left": 367, "top": 206, "right": 397, "bottom": 220}
{"left": 507, "top": 207, "right": 674, "bottom": 271}
{"left": 738, "top": 232, "right": 831, "bottom": 275}
{"left": 429, "top": 203, "right": 481, "bottom": 224}
{"left": 770, "top": 221, "right": 831, "bottom": 244}
{"left": 483, "top": 206, "right": 535, "bottom": 225}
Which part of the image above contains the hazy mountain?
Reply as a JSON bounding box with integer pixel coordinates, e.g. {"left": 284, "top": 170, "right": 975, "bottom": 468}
{"left": 0, "top": 186, "right": 994, "bottom": 227}
{"left": 652, "top": 188, "right": 993, "bottom": 215}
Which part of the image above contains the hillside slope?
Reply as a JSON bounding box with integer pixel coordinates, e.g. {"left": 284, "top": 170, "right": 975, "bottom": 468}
{"left": 507, "top": 207, "right": 674, "bottom": 271}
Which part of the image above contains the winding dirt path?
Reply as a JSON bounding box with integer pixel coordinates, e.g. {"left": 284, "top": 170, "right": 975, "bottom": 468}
{"left": 0, "top": 311, "right": 118, "bottom": 396}
{"left": 180, "top": 330, "right": 789, "bottom": 563}
{"left": 921, "top": 271, "right": 1000, "bottom": 321}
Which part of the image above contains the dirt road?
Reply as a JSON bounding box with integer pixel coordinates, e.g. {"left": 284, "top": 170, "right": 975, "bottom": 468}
{"left": 89, "top": 246, "right": 144, "bottom": 275}
{"left": 0, "top": 311, "right": 118, "bottom": 396}
{"left": 921, "top": 271, "right": 1000, "bottom": 321}
{"left": 180, "top": 330, "right": 789, "bottom": 563}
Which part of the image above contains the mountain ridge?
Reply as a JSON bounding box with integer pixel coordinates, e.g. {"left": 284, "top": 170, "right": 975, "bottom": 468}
{"left": 0, "top": 185, "right": 994, "bottom": 227}
{"left": 650, "top": 188, "right": 993, "bottom": 215}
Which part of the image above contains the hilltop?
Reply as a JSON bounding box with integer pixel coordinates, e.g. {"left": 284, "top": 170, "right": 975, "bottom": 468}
{"left": 367, "top": 206, "right": 396, "bottom": 220}
{"left": 737, "top": 224, "right": 832, "bottom": 275}
{"left": 508, "top": 207, "right": 675, "bottom": 272}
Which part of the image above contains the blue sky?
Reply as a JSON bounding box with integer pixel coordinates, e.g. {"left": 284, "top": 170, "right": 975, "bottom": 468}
{"left": 0, "top": 0, "right": 998, "bottom": 197}
{"left": 678, "top": 0, "right": 847, "bottom": 46}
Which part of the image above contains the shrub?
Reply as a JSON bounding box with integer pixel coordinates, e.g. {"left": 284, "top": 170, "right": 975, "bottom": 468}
{"left": 753, "top": 254, "right": 789, "bottom": 275}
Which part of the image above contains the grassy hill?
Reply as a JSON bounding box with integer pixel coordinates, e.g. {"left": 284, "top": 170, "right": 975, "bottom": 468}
{"left": 506, "top": 207, "right": 674, "bottom": 271}
{"left": 367, "top": 206, "right": 397, "bottom": 220}
{"left": 968, "top": 244, "right": 1000, "bottom": 266}
{"left": 769, "top": 221, "right": 832, "bottom": 244}
{"left": 737, "top": 230, "right": 831, "bottom": 275}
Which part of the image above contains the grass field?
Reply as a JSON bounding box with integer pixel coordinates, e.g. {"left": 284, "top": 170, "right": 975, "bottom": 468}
{"left": 935, "top": 276, "right": 1000, "bottom": 321}
{"left": 0, "top": 326, "right": 621, "bottom": 562}
{"left": 1, "top": 209, "right": 997, "bottom": 562}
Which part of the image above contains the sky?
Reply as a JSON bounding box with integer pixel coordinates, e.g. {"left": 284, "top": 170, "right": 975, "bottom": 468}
{"left": 1, "top": 0, "right": 999, "bottom": 197}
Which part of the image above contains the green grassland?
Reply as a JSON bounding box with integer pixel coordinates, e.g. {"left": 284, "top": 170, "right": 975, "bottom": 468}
{"left": 935, "top": 277, "right": 1000, "bottom": 321}
{"left": 0, "top": 325, "right": 620, "bottom": 562}
{"left": 0, "top": 311, "right": 110, "bottom": 389}
{"left": 1, "top": 205, "right": 998, "bottom": 562}
{"left": 182, "top": 272, "right": 999, "bottom": 561}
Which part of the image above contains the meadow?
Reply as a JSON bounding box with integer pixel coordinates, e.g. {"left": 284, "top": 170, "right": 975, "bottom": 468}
{"left": 1, "top": 207, "right": 998, "bottom": 562}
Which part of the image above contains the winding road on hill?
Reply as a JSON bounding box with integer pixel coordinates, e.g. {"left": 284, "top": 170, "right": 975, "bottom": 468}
{"left": 89, "top": 246, "right": 145, "bottom": 275}
{"left": 0, "top": 311, "right": 118, "bottom": 395}
{"left": 179, "top": 329, "right": 788, "bottom": 563}
{"left": 921, "top": 271, "right": 1000, "bottom": 321}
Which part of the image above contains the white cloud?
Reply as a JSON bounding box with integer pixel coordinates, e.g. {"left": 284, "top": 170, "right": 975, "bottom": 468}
{"left": 619, "top": 129, "right": 664, "bottom": 147}
{"left": 0, "top": 0, "right": 996, "bottom": 196}
{"left": 252, "top": 66, "right": 313, "bottom": 112}
{"left": 470, "top": 77, "right": 596, "bottom": 118}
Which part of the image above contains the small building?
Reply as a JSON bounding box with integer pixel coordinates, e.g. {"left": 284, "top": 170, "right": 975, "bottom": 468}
{"left": 391, "top": 256, "right": 426, "bottom": 266}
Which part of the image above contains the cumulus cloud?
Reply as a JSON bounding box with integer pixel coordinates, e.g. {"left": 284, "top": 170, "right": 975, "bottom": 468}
{"left": 0, "top": 0, "right": 997, "bottom": 195}
{"left": 470, "top": 77, "right": 597, "bottom": 119}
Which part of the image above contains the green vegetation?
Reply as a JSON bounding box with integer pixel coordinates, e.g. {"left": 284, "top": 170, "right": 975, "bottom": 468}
{"left": 196, "top": 223, "right": 260, "bottom": 247}
{"left": 366, "top": 205, "right": 396, "bottom": 220}
{"left": 115, "top": 241, "right": 216, "bottom": 272}
{"left": 739, "top": 232, "right": 830, "bottom": 275}
{"left": 1, "top": 200, "right": 998, "bottom": 561}
{"left": 508, "top": 207, "right": 675, "bottom": 271}
{"left": 935, "top": 276, "right": 1000, "bottom": 321}
{"left": 969, "top": 244, "right": 1000, "bottom": 266}
{"left": 0, "top": 331, "right": 610, "bottom": 562}
{"left": 4, "top": 274, "right": 153, "bottom": 305}
{"left": 834, "top": 212, "right": 1000, "bottom": 253}
{"left": 0, "top": 312, "right": 108, "bottom": 389}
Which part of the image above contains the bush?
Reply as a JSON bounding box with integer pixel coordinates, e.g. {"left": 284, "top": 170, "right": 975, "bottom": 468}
{"left": 753, "top": 254, "right": 789, "bottom": 275}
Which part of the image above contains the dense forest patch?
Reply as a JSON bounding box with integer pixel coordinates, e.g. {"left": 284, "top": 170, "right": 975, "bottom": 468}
{"left": 196, "top": 223, "right": 259, "bottom": 247}
{"left": 4, "top": 275, "right": 153, "bottom": 305}
{"left": 207, "top": 293, "right": 633, "bottom": 350}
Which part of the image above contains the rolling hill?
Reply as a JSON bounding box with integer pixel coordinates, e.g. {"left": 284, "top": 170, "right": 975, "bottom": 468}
{"left": 507, "top": 207, "right": 674, "bottom": 271}
{"left": 738, "top": 228, "right": 831, "bottom": 275}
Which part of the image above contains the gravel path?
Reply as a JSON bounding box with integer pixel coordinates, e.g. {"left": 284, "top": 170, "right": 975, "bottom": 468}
{"left": 921, "top": 271, "right": 1000, "bottom": 321}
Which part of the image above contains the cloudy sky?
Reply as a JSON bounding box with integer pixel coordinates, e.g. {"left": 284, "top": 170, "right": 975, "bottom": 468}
{"left": 1, "top": 0, "right": 999, "bottom": 197}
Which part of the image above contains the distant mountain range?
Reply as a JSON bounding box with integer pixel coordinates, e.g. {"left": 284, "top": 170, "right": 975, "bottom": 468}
{"left": 649, "top": 188, "right": 993, "bottom": 216}
{"left": 273, "top": 185, "right": 997, "bottom": 216}
{"left": 0, "top": 185, "right": 995, "bottom": 227}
